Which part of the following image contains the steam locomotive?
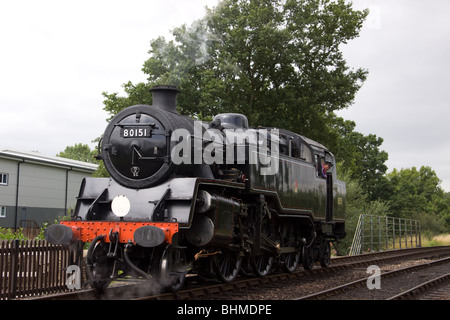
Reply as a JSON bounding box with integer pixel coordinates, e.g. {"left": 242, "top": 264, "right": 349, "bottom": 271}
{"left": 46, "top": 85, "right": 346, "bottom": 291}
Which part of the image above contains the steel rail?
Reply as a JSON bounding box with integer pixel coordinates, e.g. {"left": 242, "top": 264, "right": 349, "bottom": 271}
{"left": 296, "top": 256, "right": 450, "bottom": 300}
{"left": 387, "top": 272, "right": 450, "bottom": 300}
{"left": 135, "top": 246, "right": 450, "bottom": 301}
{"left": 24, "top": 246, "right": 450, "bottom": 300}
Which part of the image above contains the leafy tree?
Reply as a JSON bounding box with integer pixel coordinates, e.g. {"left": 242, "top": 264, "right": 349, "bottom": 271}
{"left": 102, "top": 0, "right": 387, "bottom": 191}
{"left": 386, "top": 166, "right": 450, "bottom": 233}
{"left": 331, "top": 116, "right": 389, "bottom": 200}
{"left": 103, "top": 82, "right": 153, "bottom": 121}
{"left": 388, "top": 166, "right": 440, "bottom": 217}
{"left": 57, "top": 143, "right": 97, "bottom": 164}
{"left": 103, "top": 0, "right": 368, "bottom": 143}
{"left": 442, "top": 192, "right": 450, "bottom": 228}
{"left": 57, "top": 143, "right": 109, "bottom": 177}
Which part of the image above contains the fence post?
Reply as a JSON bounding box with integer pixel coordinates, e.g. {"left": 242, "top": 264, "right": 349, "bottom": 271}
{"left": 369, "top": 215, "right": 373, "bottom": 252}
{"left": 350, "top": 214, "right": 364, "bottom": 256}
{"left": 392, "top": 218, "right": 395, "bottom": 249}
{"left": 361, "top": 214, "right": 365, "bottom": 253}
{"left": 8, "top": 240, "right": 20, "bottom": 299}
{"left": 385, "top": 216, "right": 389, "bottom": 250}
{"left": 404, "top": 219, "right": 408, "bottom": 248}
{"left": 404, "top": 219, "right": 407, "bottom": 248}
{"left": 418, "top": 221, "right": 422, "bottom": 247}
{"left": 410, "top": 219, "right": 413, "bottom": 247}
{"left": 378, "top": 216, "right": 381, "bottom": 251}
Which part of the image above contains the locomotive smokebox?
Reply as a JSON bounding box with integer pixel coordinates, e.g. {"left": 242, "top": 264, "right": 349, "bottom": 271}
{"left": 150, "top": 85, "right": 181, "bottom": 113}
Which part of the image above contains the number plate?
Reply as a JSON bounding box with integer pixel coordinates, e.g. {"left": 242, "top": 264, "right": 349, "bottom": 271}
{"left": 120, "top": 126, "right": 152, "bottom": 138}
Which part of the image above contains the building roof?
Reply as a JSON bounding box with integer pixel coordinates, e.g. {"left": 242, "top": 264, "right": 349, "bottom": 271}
{"left": 0, "top": 149, "right": 98, "bottom": 173}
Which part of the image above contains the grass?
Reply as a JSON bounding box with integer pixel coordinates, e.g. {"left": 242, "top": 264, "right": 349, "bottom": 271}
{"left": 422, "top": 234, "right": 450, "bottom": 247}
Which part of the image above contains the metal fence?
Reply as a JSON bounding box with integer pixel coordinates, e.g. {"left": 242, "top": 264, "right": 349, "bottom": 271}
{"left": 0, "top": 239, "right": 82, "bottom": 299}
{"left": 349, "top": 214, "right": 422, "bottom": 256}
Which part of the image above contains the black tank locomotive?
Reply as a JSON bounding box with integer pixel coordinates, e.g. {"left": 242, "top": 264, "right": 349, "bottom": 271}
{"left": 46, "top": 85, "right": 346, "bottom": 291}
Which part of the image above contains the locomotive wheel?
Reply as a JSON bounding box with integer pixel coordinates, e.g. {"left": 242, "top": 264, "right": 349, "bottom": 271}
{"left": 239, "top": 257, "right": 254, "bottom": 277}
{"left": 319, "top": 241, "right": 331, "bottom": 268}
{"left": 280, "top": 222, "right": 300, "bottom": 273}
{"left": 160, "top": 245, "right": 187, "bottom": 292}
{"left": 283, "top": 247, "right": 300, "bottom": 273}
{"left": 86, "top": 238, "right": 115, "bottom": 291}
{"left": 252, "top": 254, "right": 274, "bottom": 277}
{"left": 251, "top": 213, "right": 275, "bottom": 277}
{"left": 302, "top": 245, "right": 315, "bottom": 271}
{"left": 215, "top": 249, "right": 242, "bottom": 283}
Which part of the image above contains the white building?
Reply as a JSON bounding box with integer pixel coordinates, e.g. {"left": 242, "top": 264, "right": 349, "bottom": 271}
{"left": 0, "top": 149, "right": 98, "bottom": 229}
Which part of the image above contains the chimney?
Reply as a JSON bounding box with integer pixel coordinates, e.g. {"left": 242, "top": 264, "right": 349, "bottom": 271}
{"left": 149, "top": 85, "right": 181, "bottom": 113}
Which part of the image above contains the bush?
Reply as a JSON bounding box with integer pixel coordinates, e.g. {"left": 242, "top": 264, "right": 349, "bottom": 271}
{"left": 0, "top": 227, "right": 27, "bottom": 240}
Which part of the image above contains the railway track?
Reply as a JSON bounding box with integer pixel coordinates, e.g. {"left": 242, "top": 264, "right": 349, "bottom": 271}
{"left": 389, "top": 273, "right": 450, "bottom": 300}
{"left": 139, "top": 246, "right": 450, "bottom": 300}
{"left": 26, "top": 246, "right": 450, "bottom": 300}
{"left": 297, "top": 253, "right": 450, "bottom": 300}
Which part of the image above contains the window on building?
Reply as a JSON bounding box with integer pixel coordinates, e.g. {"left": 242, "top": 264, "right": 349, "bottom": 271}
{"left": 0, "top": 206, "right": 6, "bottom": 218}
{"left": 0, "top": 173, "right": 8, "bottom": 186}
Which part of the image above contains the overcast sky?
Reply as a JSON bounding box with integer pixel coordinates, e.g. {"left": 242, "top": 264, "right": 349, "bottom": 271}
{"left": 1, "top": 0, "right": 449, "bottom": 191}
{"left": 337, "top": 0, "right": 450, "bottom": 192}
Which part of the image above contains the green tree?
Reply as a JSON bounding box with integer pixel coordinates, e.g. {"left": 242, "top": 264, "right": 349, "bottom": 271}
{"left": 388, "top": 166, "right": 440, "bottom": 217}
{"left": 331, "top": 116, "right": 389, "bottom": 200}
{"left": 57, "top": 143, "right": 97, "bottom": 164}
{"left": 103, "top": 82, "right": 153, "bottom": 121}
{"left": 102, "top": 0, "right": 390, "bottom": 207}
{"left": 442, "top": 192, "right": 450, "bottom": 229}
{"left": 57, "top": 143, "right": 109, "bottom": 177}
{"left": 103, "top": 0, "right": 369, "bottom": 144}
{"left": 386, "top": 166, "right": 450, "bottom": 233}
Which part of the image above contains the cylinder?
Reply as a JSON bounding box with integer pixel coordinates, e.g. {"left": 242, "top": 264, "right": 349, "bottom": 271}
{"left": 185, "top": 215, "right": 215, "bottom": 246}
{"left": 191, "top": 190, "right": 242, "bottom": 247}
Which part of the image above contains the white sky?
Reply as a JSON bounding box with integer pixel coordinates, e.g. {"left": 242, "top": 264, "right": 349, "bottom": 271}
{"left": 1, "top": 0, "right": 449, "bottom": 191}
{"left": 338, "top": 0, "right": 450, "bottom": 192}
